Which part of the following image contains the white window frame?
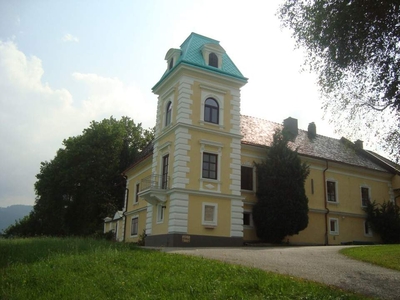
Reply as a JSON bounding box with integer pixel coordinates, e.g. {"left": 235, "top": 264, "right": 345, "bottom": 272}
{"left": 131, "top": 216, "right": 139, "bottom": 237}
{"left": 199, "top": 88, "right": 225, "bottom": 128}
{"left": 364, "top": 221, "right": 373, "bottom": 237}
{"left": 326, "top": 179, "right": 339, "bottom": 203}
{"left": 157, "top": 204, "right": 165, "bottom": 224}
{"left": 329, "top": 218, "right": 339, "bottom": 235}
{"left": 243, "top": 210, "right": 254, "bottom": 228}
{"left": 202, "top": 202, "right": 218, "bottom": 227}
{"left": 165, "top": 101, "right": 173, "bottom": 127}
{"left": 134, "top": 182, "right": 140, "bottom": 204}
{"left": 360, "top": 185, "right": 371, "bottom": 207}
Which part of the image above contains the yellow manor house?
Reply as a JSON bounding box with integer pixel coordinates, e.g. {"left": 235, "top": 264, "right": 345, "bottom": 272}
{"left": 104, "top": 33, "right": 400, "bottom": 247}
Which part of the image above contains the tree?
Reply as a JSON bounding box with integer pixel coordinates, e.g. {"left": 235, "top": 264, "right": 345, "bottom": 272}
{"left": 278, "top": 0, "right": 400, "bottom": 161}
{"left": 364, "top": 200, "right": 400, "bottom": 244}
{"left": 252, "top": 130, "right": 310, "bottom": 243}
{"left": 6, "top": 116, "right": 153, "bottom": 237}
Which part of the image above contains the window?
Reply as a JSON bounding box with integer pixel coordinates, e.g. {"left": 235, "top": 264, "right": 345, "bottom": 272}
{"left": 364, "top": 221, "right": 373, "bottom": 237}
{"left": 135, "top": 183, "right": 140, "bottom": 203}
{"left": 202, "top": 203, "right": 217, "bottom": 227}
{"left": 162, "top": 154, "right": 169, "bottom": 189}
{"left": 202, "top": 153, "right": 218, "bottom": 179}
{"left": 131, "top": 217, "right": 138, "bottom": 236}
{"left": 361, "top": 187, "right": 370, "bottom": 207}
{"left": 204, "top": 98, "right": 219, "bottom": 124}
{"left": 329, "top": 218, "right": 339, "bottom": 235}
{"left": 157, "top": 205, "right": 164, "bottom": 223}
{"left": 209, "top": 52, "right": 218, "bottom": 67}
{"left": 165, "top": 101, "right": 172, "bottom": 126}
{"left": 243, "top": 211, "right": 253, "bottom": 227}
{"left": 169, "top": 58, "right": 174, "bottom": 70}
{"left": 327, "top": 181, "right": 337, "bottom": 202}
{"left": 241, "top": 166, "right": 253, "bottom": 190}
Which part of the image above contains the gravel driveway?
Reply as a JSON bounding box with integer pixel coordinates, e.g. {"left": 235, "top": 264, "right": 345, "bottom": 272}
{"left": 163, "top": 246, "right": 400, "bottom": 299}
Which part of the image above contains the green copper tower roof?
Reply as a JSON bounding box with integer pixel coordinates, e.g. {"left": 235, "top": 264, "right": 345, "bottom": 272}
{"left": 153, "top": 33, "right": 248, "bottom": 91}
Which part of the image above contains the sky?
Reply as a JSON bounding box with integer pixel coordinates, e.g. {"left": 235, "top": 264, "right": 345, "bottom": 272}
{"left": 0, "top": 0, "right": 352, "bottom": 208}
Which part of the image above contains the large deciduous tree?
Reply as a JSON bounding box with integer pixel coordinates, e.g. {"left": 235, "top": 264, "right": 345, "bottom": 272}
{"left": 6, "top": 116, "right": 153, "bottom": 237}
{"left": 279, "top": 0, "right": 400, "bottom": 161}
{"left": 252, "top": 130, "right": 310, "bottom": 243}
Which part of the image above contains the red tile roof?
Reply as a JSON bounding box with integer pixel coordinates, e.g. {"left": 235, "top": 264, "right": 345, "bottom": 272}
{"left": 241, "top": 115, "right": 389, "bottom": 172}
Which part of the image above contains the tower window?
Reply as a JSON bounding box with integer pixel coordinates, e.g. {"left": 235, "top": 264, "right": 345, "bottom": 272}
{"left": 209, "top": 52, "right": 218, "bottom": 68}
{"left": 165, "top": 101, "right": 172, "bottom": 126}
{"left": 204, "top": 98, "right": 219, "bottom": 124}
{"left": 202, "top": 152, "right": 218, "bottom": 179}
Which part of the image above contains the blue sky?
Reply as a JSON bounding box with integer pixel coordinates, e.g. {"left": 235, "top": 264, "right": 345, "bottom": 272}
{"left": 0, "top": 0, "right": 344, "bottom": 207}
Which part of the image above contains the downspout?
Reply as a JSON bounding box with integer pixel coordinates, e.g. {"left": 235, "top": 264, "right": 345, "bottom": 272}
{"left": 323, "top": 160, "right": 330, "bottom": 246}
{"left": 122, "top": 175, "right": 129, "bottom": 242}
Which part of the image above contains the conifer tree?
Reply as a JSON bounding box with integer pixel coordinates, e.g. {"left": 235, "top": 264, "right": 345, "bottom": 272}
{"left": 252, "top": 129, "right": 309, "bottom": 243}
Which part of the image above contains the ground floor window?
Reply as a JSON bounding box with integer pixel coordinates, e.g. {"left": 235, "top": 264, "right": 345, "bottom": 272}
{"left": 243, "top": 211, "right": 253, "bottom": 227}
{"left": 364, "top": 221, "right": 373, "bottom": 237}
{"left": 329, "top": 218, "right": 339, "bottom": 235}
{"left": 157, "top": 204, "right": 165, "bottom": 223}
{"left": 131, "top": 217, "right": 138, "bottom": 236}
{"left": 202, "top": 203, "right": 218, "bottom": 227}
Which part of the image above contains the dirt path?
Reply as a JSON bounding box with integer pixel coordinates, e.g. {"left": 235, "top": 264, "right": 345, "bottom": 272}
{"left": 163, "top": 246, "right": 400, "bottom": 299}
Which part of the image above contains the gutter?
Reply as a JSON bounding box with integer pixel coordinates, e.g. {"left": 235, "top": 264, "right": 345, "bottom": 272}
{"left": 323, "top": 160, "right": 330, "bottom": 245}
{"left": 122, "top": 175, "right": 129, "bottom": 242}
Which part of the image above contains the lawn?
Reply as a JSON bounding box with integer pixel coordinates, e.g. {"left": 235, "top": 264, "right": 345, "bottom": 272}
{"left": 0, "top": 238, "right": 364, "bottom": 300}
{"left": 340, "top": 244, "right": 400, "bottom": 271}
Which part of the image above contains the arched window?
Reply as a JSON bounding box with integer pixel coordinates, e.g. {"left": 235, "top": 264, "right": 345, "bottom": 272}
{"left": 169, "top": 58, "right": 174, "bottom": 70}
{"left": 165, "top": 101, "right": 172, "bottom": 126}
{"left": 209, "top": 53, "right": 218, "bottom": 68}
{"left": 204, "top": 98, "right": 219, "bottom": 124}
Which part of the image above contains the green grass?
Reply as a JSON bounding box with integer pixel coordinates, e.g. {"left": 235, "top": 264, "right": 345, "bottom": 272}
{"left": 341, "top": 245, "right": 400, "bottom": 271}
{"left": 0, "top": 238, "right": 364, "bottom": 300}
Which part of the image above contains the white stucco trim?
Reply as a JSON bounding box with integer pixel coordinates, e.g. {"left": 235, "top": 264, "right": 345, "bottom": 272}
{"left": 230, "top": 199, "right": 243, "bottom": 237}
{"left": 168, "top": 192, "right": 189, "bottom": 233}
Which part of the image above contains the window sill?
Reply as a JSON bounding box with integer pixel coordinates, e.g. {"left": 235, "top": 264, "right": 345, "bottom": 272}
{"left": 199, "top": 121, "right": 224, "bottom": 129}
{"left": 241, "top": 189, "right": 254, "bottom": 193}
{"left": 329, "top": 232, "right": 339, "bottom": 236}
{"left": 202, "top": 224, "right": 217, "bottom": 229}
{"left": 327, "top": 201, "right": 339, "bottom": 205}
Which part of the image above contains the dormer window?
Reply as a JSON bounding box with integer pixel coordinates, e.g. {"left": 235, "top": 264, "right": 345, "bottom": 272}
{"left": 164, "top": 48, "right": 181, "bottom": 72}
{"left": 209, "top": 53, "right": 218, "bottom": 68}
{"left": 202, "top": 43, "right": 225, "bottom": 69}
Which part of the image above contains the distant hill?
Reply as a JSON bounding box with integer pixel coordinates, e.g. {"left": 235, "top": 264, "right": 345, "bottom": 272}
{"left": 0, "top": 205, "right": 33, "bottom": 233}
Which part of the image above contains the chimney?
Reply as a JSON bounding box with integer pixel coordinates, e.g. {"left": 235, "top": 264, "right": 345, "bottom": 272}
{"left": 283, "top": 117, "right": 298, "bottom": 136}
{"left": 308, "top": 122, "right": 317, "bottom": 139}
{"left": 355, "top": 139, "right": 363, "bottom": 149}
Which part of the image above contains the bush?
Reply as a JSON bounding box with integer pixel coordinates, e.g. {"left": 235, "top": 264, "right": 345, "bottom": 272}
{"left": 364, "top": 201, "right": 400, "bottom": 244}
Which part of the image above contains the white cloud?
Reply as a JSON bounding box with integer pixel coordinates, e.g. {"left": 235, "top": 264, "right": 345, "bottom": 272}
{"left": 0, "top": 41, "right": 153, "bottom": 207}
{"left": 62, "top": 33, "right": 79, "bottom": 43}
{"left": 72, "top": 72, "right": 156, "bottom": 128}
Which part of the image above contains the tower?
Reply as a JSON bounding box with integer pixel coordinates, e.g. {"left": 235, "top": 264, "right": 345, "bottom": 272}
{"left": 142, "top": 33, "right": 248, "bottom": 246}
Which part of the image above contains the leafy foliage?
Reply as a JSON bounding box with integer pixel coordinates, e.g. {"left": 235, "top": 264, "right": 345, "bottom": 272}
{"left": 279, "top": 0, "right": 400, "bottom": 161}
{"left": 4, "top": 116, "right": 153, "bottom": 237}
{"left": 364, "top": 200, "right": 400, "bottom": 244}
{"left": 252, "top": 130, "right": 310, "bottom": 243}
